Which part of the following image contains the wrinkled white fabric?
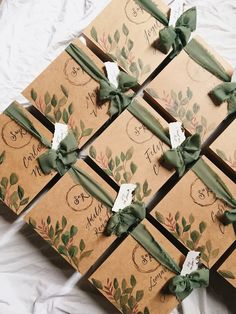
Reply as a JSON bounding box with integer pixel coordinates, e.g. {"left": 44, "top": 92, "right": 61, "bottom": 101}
{"left": 0, "top": 0, "right": 235, "bottom": 313}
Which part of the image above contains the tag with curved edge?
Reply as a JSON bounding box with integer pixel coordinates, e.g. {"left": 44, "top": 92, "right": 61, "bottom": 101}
{"left": 112, "top": 183, "right": 137, "bottom": 213}
{"left": 104, "top": 61, "right": 120, "bottom": 88}
{"left": 181, "top": 251, "right": 200, "bottom": 276}
{"left": 169, "top": 122, "right": 186, "bottom": 149}
{"left": 52, "top": 123, "right": 68, "bottom": 150}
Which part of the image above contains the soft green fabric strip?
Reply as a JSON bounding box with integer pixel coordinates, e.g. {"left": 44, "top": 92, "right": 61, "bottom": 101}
{"left": 4, "top": 102, "right": 51, "bottom": 148}
{"left": 184, "top": 39, "right": 231, "bottom": 82}
{"left": 128, "top": 100, "right": 171, "bottom": 146}
{"left": 135, "top": 0, "right": 169, "bottom": 26}
{"left": 210, "top": 82, "right": 236, "bottom": 114}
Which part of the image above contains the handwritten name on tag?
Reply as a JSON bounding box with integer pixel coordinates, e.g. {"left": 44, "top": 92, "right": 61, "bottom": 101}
{"left": 181, "top": 251, "right": 200, "bottom": 276}
{"left": 104, "top": 61, "right": 120, "bottom": 88}
{"left": 112, "top": 184, "right": 137, "bottom": 213}
{"left": 169, "top": 122, "right": 186, "bottom": 149}
{"left": 169, "top": 0, "right": 185, "bottom": 26}
{"left": 52, "top": 123, "right": 69, "bottom": 150}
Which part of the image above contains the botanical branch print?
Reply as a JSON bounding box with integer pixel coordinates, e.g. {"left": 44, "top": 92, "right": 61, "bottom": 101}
{"left": 90, "top": 25, "right": 150, "bottom": 80}
{"left": 30, "top": 85, "right": 93, "bottom": 144}
{"left": 146, "top": 87, "right": 216, "bottom": 141}
{"left": 155, "top": 211, "right": 219, "bottom": 267}
{"left": 0, "top": 173, "right": 29, "bottom": 213}
{"left": 89, "top": 145, "right": 152, "bottom": 201}
{"left": 0, "top": 150, "right": 5, "bottom": 165}
{"left": 29, "top": 215, "right": 93, "bottom": 271}
{"left": 218, "top": 269, "right": 235, "bottom": 280}
{"left": 216, "top": 149, "right": 236, "bottom": 169}
{"left": 91, "top": 275, "right": 150, "bottom": 314}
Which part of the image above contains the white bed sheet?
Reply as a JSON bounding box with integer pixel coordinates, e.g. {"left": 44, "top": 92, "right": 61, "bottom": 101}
{"left": 0, "top": 1, "right": 235, "bottom": 313}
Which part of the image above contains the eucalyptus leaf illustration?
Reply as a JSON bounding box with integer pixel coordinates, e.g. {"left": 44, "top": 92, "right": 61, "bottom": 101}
{"left": 218, "top": 270, "right": 235, "bottom": 279}
{"left": 216, "top": 149, "right": 236, "bottom": 169}
{"left": 0, "top": 150, "right": 6, "bottom": 165}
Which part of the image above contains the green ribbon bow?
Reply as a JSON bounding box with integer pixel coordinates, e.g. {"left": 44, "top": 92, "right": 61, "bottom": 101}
{"left": 105, "top": 202, "right": 146, "bottom": 237}
{"left": 210, "top": 82, "right": 236, "bottom": 115}
{"left": 168, "top": 268, "right": 209, "bottom": 301}
{"left": 38, "top": 132, "right": 78, "bottom": 176}
{"left": 159, "top": 7, "right": 197, "bottom": 57}
{"left": 66, "top": 43, "right": 137, "bottom": 117}
{"left": 163, "top": 133, "right": 201, "bottom": 177}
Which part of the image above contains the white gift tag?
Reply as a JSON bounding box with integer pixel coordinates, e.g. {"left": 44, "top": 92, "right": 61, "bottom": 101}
{"left": 169, "top": 122, "right": 186, "bottom": 149}
{"left": 169, "top": 0, "right": 185, "bottom": 26}
{"left": 104, "top": 61, "right": 120, "bottom": 88}
{"left": 181, "top": 251, "right": 200, "bottom": 276}
{"left": 112, "top": 184, "right": 137, "bottom": 213}
{"left": 52, "top": 123, "right": 69, "bottom": 150}
{"left": 231, "top": 68, "right": 236, "bottom": 82}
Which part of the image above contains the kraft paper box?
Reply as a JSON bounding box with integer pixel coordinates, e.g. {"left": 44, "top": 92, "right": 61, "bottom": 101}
{"left": 0, "top": 102, "right": 55, "bottom": 215}
{"left": 145, "top": 36, "right": 233, "bottom": 142}
{"left": 24, "top": 159, "right": 117, "bottom": 274}
{"left": 87, "top": 97, "right": 174, "bottom": 203}
{"left": 217, "top": 249, "right": 236, "bottom": 288}
{"left": 210, "top": 121, "right": 236, "bottom": 175}
{"left": 151, "top": 156, "right": 235, "bottom": 268}
{"left": 89, "top": 219, "right": 183, "bottom": 314}
{"left": 83, "top": 0, "right": 169, "bottom": 84}
{"left": 22, "top": 39, "right": 113, "bottom": 148}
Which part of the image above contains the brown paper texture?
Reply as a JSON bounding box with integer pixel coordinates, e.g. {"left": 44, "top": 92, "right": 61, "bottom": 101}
{"left": 83, "top": 0, "right": 169, "bottom": 84}
{"left": 89, "top": 219, "right": 183, "bottom": 314}
{"left": 0, "top": 102, "right": 55, "bottom": 214}
{"left": 22, "top": 39, "right": 112, "bottom": 148}
{"left": 145, "top": 36, "right": 233, "bottom": 142}
{"left": 210, "top": 121, "right": 236, "bottom": 174}
{"left": 24, "top": 159, "right": 117, "bottom": 274}
{"left": 86, "top": 97, "right": 174, "bottom": 203}
{"left": 218, "top": 249, "right": 236, "bottom": 288}
{"left": 151, "top": 156, "right": 235, "bottom": 268}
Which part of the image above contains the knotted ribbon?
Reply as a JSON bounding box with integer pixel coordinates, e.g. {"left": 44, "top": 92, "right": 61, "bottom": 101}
{"left": 65, "top": 43, "right": 137, "bottom": 116}
{"left": 159, "top": 7, "right": 197, "bottom": 57}
{"left": 163, "top": 133, "right": 201, "bottom": 177}
{"left": 210, "top": 82, "right": 236, "bottom": 115}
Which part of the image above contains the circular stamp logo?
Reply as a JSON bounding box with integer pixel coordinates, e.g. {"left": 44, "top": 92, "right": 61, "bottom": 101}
{"left": 132, "top": 244, "right": 161, "bottom": 273}
{"left": 186, "top": 58, "right": 213, "bottom": 83}
{"left": 190, "top": 178, "right": 216, "bottom": 207}
{"left": 125, "top": 0, "right": 151, "bottom": 24}
{"left": 126, "top": 117, "right": 153, "bottom": 144}
{"left": 2, "top": 120, "right": 32, "bottom": 149}
{"left": 64, "top": 58, "right": 92, "bottom": 86}
{"left": 66, "top": 184, "right": 93, "bottom": 211}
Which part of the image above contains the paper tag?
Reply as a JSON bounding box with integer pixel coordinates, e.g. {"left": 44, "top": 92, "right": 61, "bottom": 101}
{"left": 231, "top": 68, "right": 236, "bottom": 82}
{"left": 52, "top": 123, "right": 69, "bottom": 150}
{"left": 112, "top": 184, "right": 137, "bottom": 213}
{"left": 169, "top": 0, "right": 185, "bottom": 26}
{"left": 104, "top": 61, "right": 120, "bottom": 88}
{"left": 169, "top": 122, "right": 186, "bottom": 149}
{"left": 181, "top": 251, "right": 200, "bottom": 276}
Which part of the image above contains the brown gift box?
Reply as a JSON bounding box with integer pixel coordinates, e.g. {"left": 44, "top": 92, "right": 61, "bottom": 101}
{"left": 0, "top": 101, "right": 55, "bottom": 214}
{"left": 22, "top": 39, "right": 113, "bottom": 148}
{"left": 24, "top": 159, "right": 117, "bottom": 274}
{"left": 151, "top": 156, "right": 235, "bottom": 268}
{"left": 89, "top": 219, "right": 183, "bottom": 314}
{"left": 210, "top": 121, "right": 236, "bottom": 175}
{"left": 145, "top": 36, "right": 233, "bottom": 142}
{"left": 217, "top": 248, "right": 236, "bottom": 288}
{"left": 86, "top": 97, "right": 174, "bottom": 204}
{"left": 83, "top": 0, "right": 169, "bottom": 84}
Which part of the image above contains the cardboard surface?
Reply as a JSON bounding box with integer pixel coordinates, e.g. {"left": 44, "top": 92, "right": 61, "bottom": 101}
{"left": 83, "top": 0, "right": 169, "bottom": 84}
{"left": 89, "top": 219, "right": 183, "bottom": 314}
{"left": 217, "top": 249, "right": 236, "bottom": 288}
{"left": 87, "top": 97, "right": 174, "bottom": 204}
{"left": 151, "top": 156, "right": 235, "bottom": 268}
{"left": 0, "top": 102, "right": 55, "bottom": 214}
{"left": 24, "top": 159, "right": 117, "bottom": 274}
{"left": 145, "top": 36, "right": 233, "bottom": 142}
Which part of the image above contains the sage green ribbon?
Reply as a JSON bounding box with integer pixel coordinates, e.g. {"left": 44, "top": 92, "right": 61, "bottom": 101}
{"left": 210, "top": 82, "right": 236, "bottom": 114}
{"left": 65, "top": 43, "right": 137, "bottom": 116}
{"left": 131, "top": 223, "right": 209, "bottom": 300}
{"left": 135, "top": 0, "right": 169, "bottom": 26}
{"left": 163, "top": 133, "right": 201, "bottom": 177}
{"left": 192, "top": 158, "right": 236, "bottom": 225}
{"left": 159, "top": 7, "right": 197, "bottom": 57}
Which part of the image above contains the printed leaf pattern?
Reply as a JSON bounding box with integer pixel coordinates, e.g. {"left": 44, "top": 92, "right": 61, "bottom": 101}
{"left": 29, "top": 215, "right": 93, "bottom": 271}
{"left": 89, "top": 145, "right": 152, "bottom": 201}
{"left": 90, "top": 25, "right": 150, "bottom": 80}
{"left": 30, "top": 86, "right": 93, "bottom": 145}
{"left": 0, "top": 150, "right": 5, "bottom": 165}
{"left": 216, "top": 149, "right": 236, "bottom": 169}
{"left": 155, "top": 211, "right": 219, "bottom": 267}
{"left": 91, "top": 275, "right": 150, "bottom": 314}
